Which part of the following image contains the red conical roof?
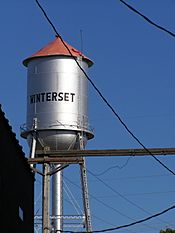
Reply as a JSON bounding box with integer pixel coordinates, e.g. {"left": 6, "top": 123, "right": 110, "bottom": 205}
{"left": 23, "top": 37, "right": 93, "bottom": 67}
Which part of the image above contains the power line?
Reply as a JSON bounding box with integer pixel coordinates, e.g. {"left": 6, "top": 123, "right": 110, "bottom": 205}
{"left": 88, "top": 169, "right": 174, "bottom": 227}
{"left": 55, "top": 205, "right": 175, "bottom": 233}
{"left": 64, "top": 176, "right": 158, "bottom": 232}
{"left": 119, "top": 0, "right": 175, "bottom": 38}
{"left": 34, "top": 0, "right": 175, "bottom": 176}
{"left": 90, "top": 174, "right": 171, "bottom": 183}
{"left": 34, "top": 1, "right": 175, "bottom": 230}
{"left": 54, "top": 178, "right": 175, "bottom": 232}
{"left": 89, "top": 173, "right": 170, "bottom": 183}
{"left": 92, "top": 212, "right": 139, "bottom": 233}
{"left": 90, "top": 215, "right": 138, "bottom": 233}
{"left": 64, "top": 176, "right": 137, "bottom": 221}
{"left": 94, "top": 190, "right": 175, "bottom": 198}
{"left": 88, "top": 169, "right": 156, "bottom": 214}
{"left": 94, "top": 156, "right": 134, "bottom": 176}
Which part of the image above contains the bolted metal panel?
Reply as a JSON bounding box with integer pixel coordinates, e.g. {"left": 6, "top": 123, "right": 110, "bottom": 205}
{"left": 21, "top": 55, "right": 94, "bottom": 150}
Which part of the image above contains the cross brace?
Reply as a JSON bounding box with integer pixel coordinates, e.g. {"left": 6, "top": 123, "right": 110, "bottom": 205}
{"left": 27, "top": 148, "right": 175, "bottom": 164}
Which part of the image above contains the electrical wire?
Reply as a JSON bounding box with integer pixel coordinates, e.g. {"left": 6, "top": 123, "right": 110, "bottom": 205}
{"left": 65, "top": 169, "right": 175, "bottom": 230}
{"left": 34, "top": 1, "right": 175, "bottom": 232}
{"left": 89, "top": 173, "right": 170, "bottom": 183}
{"left": 92, "top": 214, "right": 138, "bottom": 233}
{"left": 35, "top": 0, "right": 175, "bottom": 177}
{"left": 88, "top": 169, "right": 156, "bottom": 214}
{"left": 54, "top": 178, "right": 175, "bottom": 233}
{"left": 95, "top": 190, "right": 175, "bottom": 198}
{"left": 64, "top": 176, "right": 137, "bottom": 221}
{"left": 119, "top": 0, "right": 175, "bottom": 38}
{"left": 94, "top": 156, "right": 134, "bottom": 176}
{"left": 88, "top": 169, "right": 174, "bottom": 227}
{"left": 54, "top": 205, "right": 175, "bottom": 233}
{"left": 64, "top": 176, "right": 161, "bottom": 232}
{"left": 92, "top": 208, "right": 143, "bottom": 233}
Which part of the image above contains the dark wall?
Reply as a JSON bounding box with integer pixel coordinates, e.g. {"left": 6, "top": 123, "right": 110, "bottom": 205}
{"left": 0, "top": 108, "right": 34, "bottom": 233}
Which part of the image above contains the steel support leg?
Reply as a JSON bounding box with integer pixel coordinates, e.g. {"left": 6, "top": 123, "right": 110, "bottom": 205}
{"left": 30, "top": 135, "right": 37, "bottom": 159}
{"left": 78, "top": 132, "right": 92, "bottom": 232}
{"left": 29, "top": 118, "right": 38, "bottom": 160}
{"left": 80, "top": 158, "right": 92, "bottom": 232}
{"left": 42, "top": 163, "right": 50, "bottom": 233}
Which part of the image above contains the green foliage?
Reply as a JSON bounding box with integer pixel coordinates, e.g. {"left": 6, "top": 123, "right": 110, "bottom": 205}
{"left": 160, "top": 229, "right": 175, "bottom": 233}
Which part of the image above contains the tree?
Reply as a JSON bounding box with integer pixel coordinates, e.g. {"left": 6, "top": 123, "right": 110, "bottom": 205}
{"left": 160, "top": 229, "right": 175, "bottom": 233}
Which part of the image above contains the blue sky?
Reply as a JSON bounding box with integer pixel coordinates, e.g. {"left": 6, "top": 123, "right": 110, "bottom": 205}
{"left": 1, "top": 1, "right": 175, "bottom": 232}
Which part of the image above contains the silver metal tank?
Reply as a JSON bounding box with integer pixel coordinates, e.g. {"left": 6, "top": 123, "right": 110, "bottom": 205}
{"left": 21, "top": 37, "right": 94, "bottom": 150}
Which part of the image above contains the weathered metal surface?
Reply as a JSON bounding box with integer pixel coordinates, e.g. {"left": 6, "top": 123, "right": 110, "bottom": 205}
{"left": 28, "top": 157, "right": 83, "bottom": 164}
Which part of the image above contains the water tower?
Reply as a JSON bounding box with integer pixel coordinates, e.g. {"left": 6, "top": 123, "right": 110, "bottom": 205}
{"left": 21, "top": 36, "right": 94, "bottom": 232}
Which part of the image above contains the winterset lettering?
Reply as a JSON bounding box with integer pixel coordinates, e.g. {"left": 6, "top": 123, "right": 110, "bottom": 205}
{"left": 30, "top": 92, "right": 75, "bottom": 104}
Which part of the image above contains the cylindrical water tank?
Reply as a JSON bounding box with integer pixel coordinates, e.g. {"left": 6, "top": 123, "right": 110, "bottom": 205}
{"left": 21, "top": 37, "right": 94, "bottom": 150}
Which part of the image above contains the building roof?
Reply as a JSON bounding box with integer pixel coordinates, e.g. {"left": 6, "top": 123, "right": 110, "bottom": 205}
{"left": 0, "top": 104, "right": 34, "bottom": 177}
{"left": 23, "top": 36, "right": 93, "bottom": 67}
